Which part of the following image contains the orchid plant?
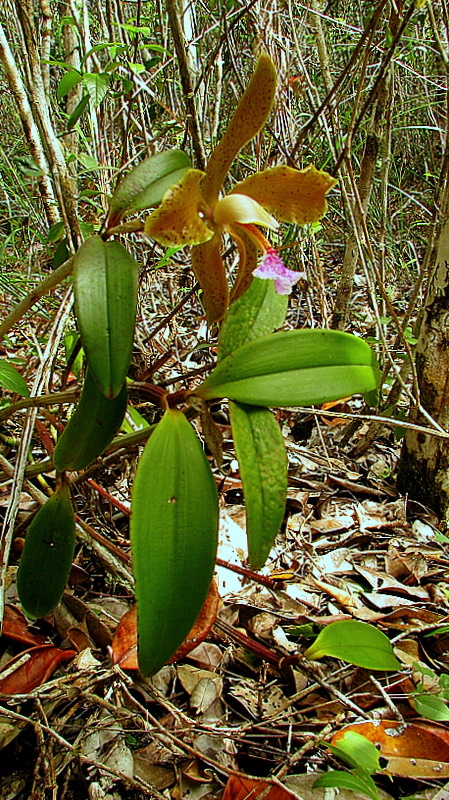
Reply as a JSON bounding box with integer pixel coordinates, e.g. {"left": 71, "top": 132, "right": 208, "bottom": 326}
{"left": 15, "top": 51, "right": 381, "bottom": 677}
{"left": 144, "top": 52, "right": 336, "bottom": 322}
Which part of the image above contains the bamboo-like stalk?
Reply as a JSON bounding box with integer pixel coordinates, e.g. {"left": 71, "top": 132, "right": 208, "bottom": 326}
{"left": 165, "top": 0, "right": 206, "bottom": 169}
{"left": 0, "top": 21, "right": 59, "bottom": 226}
{"left": 14, "top": 0, "right": 82, "bottom": 249}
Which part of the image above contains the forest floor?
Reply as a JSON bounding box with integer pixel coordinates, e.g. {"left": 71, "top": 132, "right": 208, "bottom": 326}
{"left": 1, "top": 259, "right": 449, "bottom": 800}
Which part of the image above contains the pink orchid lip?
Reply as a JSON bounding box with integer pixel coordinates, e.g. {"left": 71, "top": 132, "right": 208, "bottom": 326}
{"left": 253, "top": 248, "right": 304, "bottom": 295}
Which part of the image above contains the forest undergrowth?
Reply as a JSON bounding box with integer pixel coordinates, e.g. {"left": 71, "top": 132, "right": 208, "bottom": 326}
{"left": 2, "top": 1, "right": 449, "bottom": 799}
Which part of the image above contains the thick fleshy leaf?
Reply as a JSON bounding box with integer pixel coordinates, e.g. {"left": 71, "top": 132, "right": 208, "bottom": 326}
{"left": 130, "top": 408, "right": 219, "bottom": 675}
{"left": 108, "top": 149, "right": 191, "bottom": 226}
{"left": 17, "top": 479, "right": 76, "bottom": 619}
{"left": 196, "top": 329, "right": 380, "bottom": 407}
{"left": 0, "top": 360, "right": 29, "bottom": 397}
{"left": 304, "top": 620, "right": 401, "bottom": 670}
{"left": 213, "top": 194, "right": 278, "bottom": 229}
{"left": 231, "top": 165, "right": 337, "bottom": 224}
{"left": 313, "top": 771, "right": 379, "bottom": 800}
{"left": 327, "top": 731, "right": 382, "bottom": 773}
{"left": 53, "top": 370, "right": 127, "bottom": 472}
{"left": 230, "top": 402, "right": 287, "bottom": 569}
{"left": 218, "top": 277, "right": 288, "bottom": 361}
{"left": 144, "top": 169, "right": 213, "bottom": 246}
{"left": 74, "top": 235, "right": 138, "bottom": 398}
{"left": 198, "top": 364, "right": 378, "bottom": 407}
{"left": 202, "top": 52, "right": 277, "bottom": 205}
{"left": 191, "top": 233, "right": 229, "bottom": 323}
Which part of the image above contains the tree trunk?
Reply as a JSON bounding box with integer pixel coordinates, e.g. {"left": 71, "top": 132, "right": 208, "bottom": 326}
{"left": 396, "top": 174, "right": 449, "bottom": 525}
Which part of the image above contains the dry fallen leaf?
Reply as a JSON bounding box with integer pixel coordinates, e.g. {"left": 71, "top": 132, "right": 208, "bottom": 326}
{"left": 2, "top": 604, "right": 48, "bottom": 646}
{"left": 0, "top": 645, "right": 76, "bottom": 694}
{"left": 111, "top": 579, "right": 220, "bottom": 669}
{"left": 222, "top": 774, "right": 299, "bottom": 800}
{"left": 332, "top": 720, "right": 449, "bottom": 778}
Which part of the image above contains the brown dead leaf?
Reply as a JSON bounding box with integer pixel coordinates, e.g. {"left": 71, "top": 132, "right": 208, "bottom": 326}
{"left": 332, "top": 720, "right": 449, "bottom": 778}
{"left": 186, "top": 642, "right": 222, "bottom": 670}
{"left": 2, "top": 604, "right": 48, "bottom": 646}
{"left": 111, "top": 579, "right": 220, "bottom": 669}
{"left": 320, "top": 397, "right": 352, "bottom": 427}
{"left": 222, "top": 774, "right": 299, "bottom": 800}
{"left": 385, "top": 545, "right": 428, "bottom": 583}
{"left": 0, "top": 645, "right": 76, "bottom": 694}
{"left": 379, "top": 607, "right": 445, "bottom": 630}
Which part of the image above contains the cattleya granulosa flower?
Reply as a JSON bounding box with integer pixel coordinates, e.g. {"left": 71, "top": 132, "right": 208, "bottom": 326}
{"left": 145, "top": 53, "right": 337, "bottom": 323}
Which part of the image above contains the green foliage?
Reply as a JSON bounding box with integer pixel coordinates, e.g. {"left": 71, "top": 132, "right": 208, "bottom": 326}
{"left": 304, "top": 620, "right": 401, "bottom": 671}
{"left": 130, "top": 408, "right": 219, "bottom": 676}
{"left": 229, "top": 402, "right": 287, "bottom": 569}
{"left": 409, "top": 662, "right": 449, "bottom": 721}
{"left": 17, "top": 478, "right": 75, "bottom": 619}
{"left": 314, "top": 731, "right": 384, "bottom": 800}
{"left": 53, "top": 370, "right": 128, "bottom": 472}
{"left": 107, "top": 150, "right": 191, "bottom": 227}
{"left": 217, "top": 276, "right": 288, "bottom": 361}
{"left": 197, "top": 329, "right": 380, "bottom": 407}
{"left": 0, "top": 359, "right": 29, "bottom": 396}
{"left": 73, "top": 235, "right": 138, "bottom": 399}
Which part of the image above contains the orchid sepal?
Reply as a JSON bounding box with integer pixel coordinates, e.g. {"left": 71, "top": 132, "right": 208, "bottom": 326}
{"left": 201, "top": 52, "right": 277, "bottom": 206}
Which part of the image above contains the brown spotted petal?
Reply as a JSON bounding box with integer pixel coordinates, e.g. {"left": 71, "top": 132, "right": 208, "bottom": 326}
{"left": 191, "top": 234, "right": 229, "bottom": 324}
{"left": 229, "top": 225, "right": 259, "bottom": 303}
{"left": 231, "top": 165, "right": 337, "bottom": 225}
{"left": 202, "top": 52, "right": 277, "bottom": 206}
{"left": 144, "top": 169, "right": 213, "bottom": 246}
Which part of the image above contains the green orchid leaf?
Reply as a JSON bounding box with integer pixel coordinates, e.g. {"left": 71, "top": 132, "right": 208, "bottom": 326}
{"left": 17, "top": 478, "right": 75, "bottom": 619}
{"left": 108, "top": 150, "right": 191, "bottom": 226}
{"left": 53, "top": 370, "right": 127, "bottom": 472}
{"left": 412, "top": 693, "right": 449, "bottom": 721}
{"left": 196, "top": 330, "right": 380, "bottom": 407}
{"left": 218, "top": 277, "right": 288, "bottom": 362}
{"left": 304, "top": 620, "right": 401, "bottom": 671}
{"left": 327, "top": 731, "right": 382, "bottom": 774}
{"left": 313, "top": 770, "right": 380, "bottom": 800}
{"left": 131, "top": 408, "right": 219, "bottom": 676}
{"left": 74, "top": 235, "right": 138, "bottom": 398}
{"left": 0, "top": 360, "right": 29, "bottom": 397}
{"left": 230, "top": 402, "right": 287, "bottom": 569}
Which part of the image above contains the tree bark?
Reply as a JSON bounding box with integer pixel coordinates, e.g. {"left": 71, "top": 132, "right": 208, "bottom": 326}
{"left": 396, "top": 173, "right": 449, "bottom": 524}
